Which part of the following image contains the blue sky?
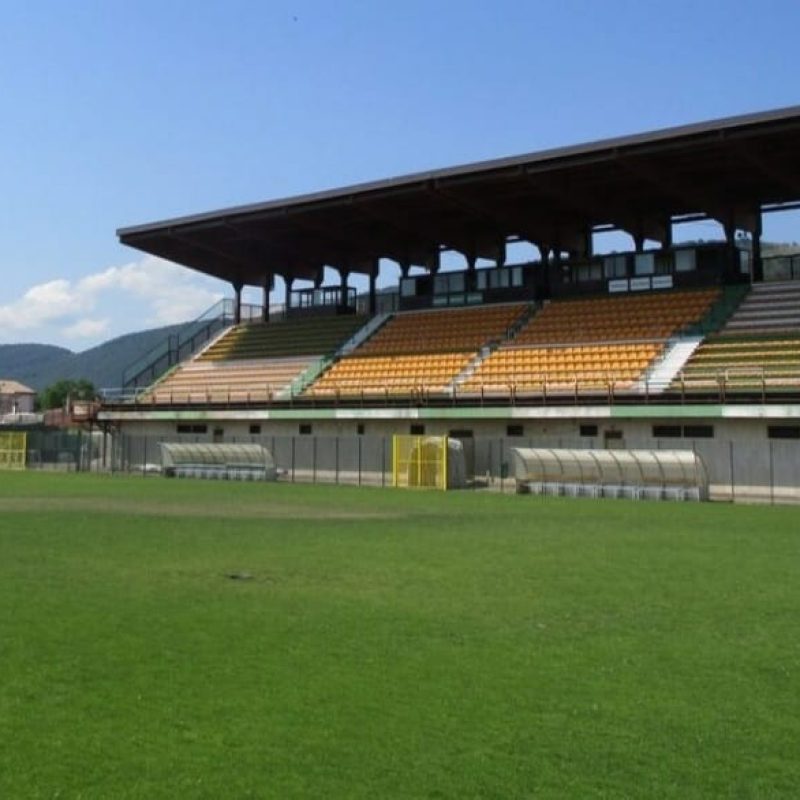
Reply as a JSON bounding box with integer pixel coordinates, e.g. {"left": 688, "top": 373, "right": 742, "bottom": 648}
{"left": 1, "top": 0, "right": 799, "bottom": 349}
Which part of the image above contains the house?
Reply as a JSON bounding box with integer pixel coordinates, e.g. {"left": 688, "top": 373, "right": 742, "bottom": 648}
{"left": 0, "top": 380, "right": 36, "bottom": 415}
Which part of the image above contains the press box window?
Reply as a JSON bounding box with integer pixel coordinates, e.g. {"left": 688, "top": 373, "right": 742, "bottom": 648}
{"left": 604, "top": 255, "right": 627, "bottom": 278}
{"left": 299, "top": 423, "right": 312, "bottom": 435}
{"left": 410, "top": 424, "right": 425, "bottom": 435}
{"left": 579, "top": 424, "right": 598, "bottom": 437}
{"left": 577, "top": 263, "right": 602, "bottom": 283}
{"left": 400, "top": 278, "right": 417, "bottom": 297}
{"left": 506, "top": 424, "right": 524, "bottom": 437}
{"left": 634, "top": 253, "right": 655, "bottom": 276}
{"left": 249, "top": 424, "right": 261, "bottom": 435}
{"left": 674, "top": 249, "right": 696, "bottom": 273}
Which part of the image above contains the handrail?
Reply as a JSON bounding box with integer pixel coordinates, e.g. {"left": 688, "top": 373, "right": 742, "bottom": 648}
{"left": 121, "top": 298, "right": 244, "bottom": 389}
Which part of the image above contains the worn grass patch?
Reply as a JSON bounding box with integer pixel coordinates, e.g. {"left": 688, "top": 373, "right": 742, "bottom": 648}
{"left": 0, "top": 472, "right": 798, "bottom": 798}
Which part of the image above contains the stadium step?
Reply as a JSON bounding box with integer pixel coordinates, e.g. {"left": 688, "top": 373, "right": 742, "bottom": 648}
{"left": 720, "top": 280, "right": 800, "bottom": 336}
{"left": 636, "top": 336, "right": 703, "bottom": 393}
{"left": 280, "top": 356, "right": 330, "bottom": 399}
{"left": 337, "top": 312, "right": 392, "bottom": 356}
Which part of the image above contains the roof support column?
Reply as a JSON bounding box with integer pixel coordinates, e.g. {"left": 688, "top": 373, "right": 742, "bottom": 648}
{"left": 496, "top": 240, "right": 506, "bottom": 268}
{"left": 425, "top": 250, "right": 441, "bottom": 274}
{"left": 724, "top": 218, "right": 742, "bottom": 282}
{"left": 262, "top": 273, "right": 274, "bottom": 322}
{"left": 661, "top": 218, "right": 673, "bottom": 250}
{"left": 340, "top": 270, "right": 350, "bottom": 312}
{"left": 232, "top": 281, "right": 243, "bottom": 325}
{"left": 751, "top": 209, "right": 763, "bottom": 283}
{"left": 368, "top": 260, "right": 378, "bottom": 316}
{"left": 538, "top": 246, "right": 552, "bottom": 299}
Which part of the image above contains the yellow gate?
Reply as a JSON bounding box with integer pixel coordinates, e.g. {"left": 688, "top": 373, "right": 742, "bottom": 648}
{"left": 0, "top": 432, "right": 27, "bottom": 471}
{"left": 392, "top": 435, "right": 448, "bottom": 490}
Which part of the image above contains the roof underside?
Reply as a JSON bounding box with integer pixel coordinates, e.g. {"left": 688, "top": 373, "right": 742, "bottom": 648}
{"left": 118, "top": 106, "right": 800, "bottom": 286}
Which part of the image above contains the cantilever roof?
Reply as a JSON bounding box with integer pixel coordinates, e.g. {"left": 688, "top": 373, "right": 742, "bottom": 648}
{"left": 118, "top": 105, "right": 800, "bottom": 286}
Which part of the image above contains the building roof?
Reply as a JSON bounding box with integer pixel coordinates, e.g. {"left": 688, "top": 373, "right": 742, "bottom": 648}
{"left": 0, "top": 380, "right": 36, "bottom": 395}
{"left": 118, "top": 105, "right": 800, "bottom": 286}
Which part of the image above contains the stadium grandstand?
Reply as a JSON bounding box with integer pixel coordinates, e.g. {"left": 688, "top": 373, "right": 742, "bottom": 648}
{"left": 98, "top": 105, "right": 800, "bottom": 500}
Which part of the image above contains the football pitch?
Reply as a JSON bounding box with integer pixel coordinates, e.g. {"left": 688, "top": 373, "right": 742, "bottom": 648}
{"left": 0, "top": 472, "right": 797, "bottom": 798}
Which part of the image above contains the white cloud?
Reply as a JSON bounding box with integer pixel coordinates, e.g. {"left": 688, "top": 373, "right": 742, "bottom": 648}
{"left": 0, "top": 255, "right": 226, "bottom": 345}
{"left": 62, "top": 318, "right": 110, "bottom": 340}
{"left": 0, "top": 279, "right": 89, "bottom": 331}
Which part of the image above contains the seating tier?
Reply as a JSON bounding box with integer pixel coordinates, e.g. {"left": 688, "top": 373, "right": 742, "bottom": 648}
{"left": 201, "top": 315, "right": 366, "bottom": 361}
{"left": 306, "top": 353, "right": 474, "bottom": 396}
{"left": 672, "top": 335, "right": 800, "bottom": 391}
{"left": 512, "top": 289, "right": 719, "bottom": 345}
{"left": 354, "top": 303, "right": 528, "bottom": 356}
{"left": 146, "top": 357, "right": 316, "bottom": 404}
{"left": 462, "top": 343, "right": 662, "bottom": 394}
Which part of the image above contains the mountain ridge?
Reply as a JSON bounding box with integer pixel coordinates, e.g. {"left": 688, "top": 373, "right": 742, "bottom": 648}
{"left": 0, "top": 324, "right": 185, "bottom": 391}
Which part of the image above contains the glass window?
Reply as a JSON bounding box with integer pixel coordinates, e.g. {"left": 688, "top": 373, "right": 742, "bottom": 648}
{"left": 652, "top": 425, "right": 681, "bottom": 438}
{"left": 683, "top": 424, "right": 713, "bottom": 439}
{"left": 490, "top": 269, "right": 510, "bottom": 289}
{"left": 767, "top": 425, "right": 800, "bottom": 440}
{"left": 400, "top": 278, "right": 416, "bottom": 297}
{"left": 739, "top": 249, "right": 751, "bottom": 275}
{"left": 604, "top": 255, "right": 627, "bottom": 278}
{"left": 674, "top": 249, "right": 696, "bottom": 273}
{"left": 511, "top": 266, "right": 523, "bottom": 287}
{"left": 655, "top": 253, "right": 672, "bottom": 275}
{"left": 434, "top": 274, "right": 449, "bottom": 294}
{"left": 476, "top": 270, "right": 488, "bottom": 290}
{"left": 449, "top": 272, "right": 465, "bottom": 293}
{"left": 634, "top": 253, "right": 655, "bottom": 276}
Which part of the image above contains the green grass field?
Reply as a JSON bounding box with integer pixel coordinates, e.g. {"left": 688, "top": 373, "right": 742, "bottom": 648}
{"left": 0, "top": 472, "right": 797, "bottom": 798}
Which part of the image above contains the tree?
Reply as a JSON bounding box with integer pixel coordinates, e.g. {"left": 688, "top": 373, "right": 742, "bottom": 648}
{"left": 38, "top": 379, "right": 97, "bottom": 411}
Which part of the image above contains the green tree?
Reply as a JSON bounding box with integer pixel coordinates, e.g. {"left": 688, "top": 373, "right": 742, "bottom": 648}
{"left": 38, "top": 379, "right": 97, "bottom": 411}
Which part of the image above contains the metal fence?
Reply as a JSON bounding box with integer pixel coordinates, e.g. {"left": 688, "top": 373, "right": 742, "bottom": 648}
{"left": 8, "top": 429, "right": 800, "bottom": 504}
{"left": 98, "top": 432, "right": 800, "bottom": 504}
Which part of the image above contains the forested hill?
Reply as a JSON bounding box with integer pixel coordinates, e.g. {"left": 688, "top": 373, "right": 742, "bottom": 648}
{"left": 0, "top": 324, "right": 184, "bottom": 391}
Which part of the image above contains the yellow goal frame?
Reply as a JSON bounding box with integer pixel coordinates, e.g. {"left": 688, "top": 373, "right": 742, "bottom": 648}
{"left": 392, "top": 435, "right": 448, "bottom": 491}
{"left": 0, "top": 432, "right": 27, "bottom": 471}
